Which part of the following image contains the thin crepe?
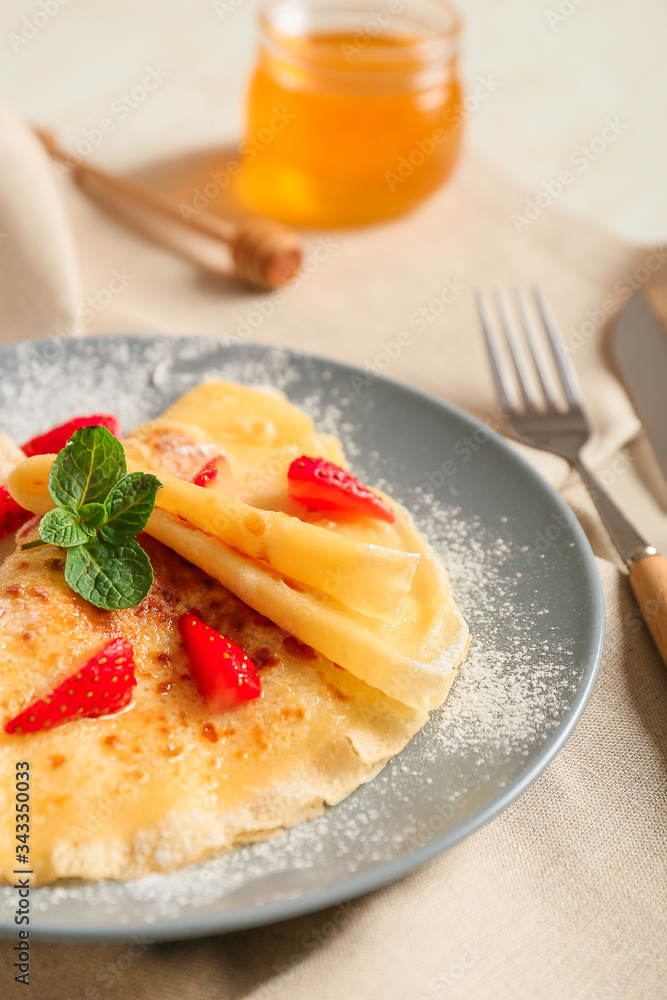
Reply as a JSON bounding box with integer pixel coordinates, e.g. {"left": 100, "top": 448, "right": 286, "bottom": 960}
{"left": 7, "top": 382, "right": 469, "bottom": 712}
{"left": 0, "top": 529, "right": 461, "bottom": 884}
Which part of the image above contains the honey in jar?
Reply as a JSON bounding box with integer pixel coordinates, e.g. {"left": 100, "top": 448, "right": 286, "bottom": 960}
{"left": 237, "top": 0, "right": 463, "bottom": 227}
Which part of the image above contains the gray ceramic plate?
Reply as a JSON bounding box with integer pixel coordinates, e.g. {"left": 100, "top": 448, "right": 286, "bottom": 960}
{"left": 0, "top": 335, "right": 604, "bottom": 941}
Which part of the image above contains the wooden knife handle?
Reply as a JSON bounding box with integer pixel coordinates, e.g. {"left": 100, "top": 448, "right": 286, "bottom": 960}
{"left": 629, "top": 552, "right": 667, "bottom": 668}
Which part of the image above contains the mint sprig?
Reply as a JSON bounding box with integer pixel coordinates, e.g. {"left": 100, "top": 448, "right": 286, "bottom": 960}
{"left": 23, "top": 426, "right": 162, "bottom": 611}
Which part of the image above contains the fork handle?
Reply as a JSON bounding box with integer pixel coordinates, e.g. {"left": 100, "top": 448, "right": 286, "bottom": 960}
{"left": 628, "top": 550, "right": 667, "bottom": 670}
{"left": 573, "top": 458, "right": 667, "bottom": 669}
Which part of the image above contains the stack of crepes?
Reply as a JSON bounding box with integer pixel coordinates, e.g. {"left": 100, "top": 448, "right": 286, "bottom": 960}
{"left": 2, "top": 382, "right": 469, "bottom": 882}
{"left": 10, "top": 381, "right": 469, "bottom": 714}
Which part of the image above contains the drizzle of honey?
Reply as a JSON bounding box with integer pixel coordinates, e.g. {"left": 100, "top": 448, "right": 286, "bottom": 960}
{"left": 237, "top": 31, "right": 463, "bottom": 227}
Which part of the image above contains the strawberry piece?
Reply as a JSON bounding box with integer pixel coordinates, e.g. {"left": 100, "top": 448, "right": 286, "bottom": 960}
{"left": 0, "top": 485, "right": 32, "bottom": 541}
{"left": 179, "top": 611, "right": 262, "bottom": 712}
{"left": 287, "top": 456, "right": 395, "bottom": 523}
{"left": 192, "top": 458, "right": 220, "bottom": 488}
{"left": 4, "top": 637, "right": 137, "bottom": 735}
{"left": 21, "top": 414, "right": 122, "bottom": 458}
{"left": 192, "top": 455, "right": 239, "bottom": 496}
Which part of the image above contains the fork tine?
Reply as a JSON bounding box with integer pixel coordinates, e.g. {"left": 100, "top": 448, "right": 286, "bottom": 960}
{"left": 514, "top": 287, "right": 562, "bottom": 410}
{"left": 475, "top": 290, "right": 520, "bottom": 413}
{"left": 494, "top": 289, "right": 541, "bottom": 410}
{"left": 533, "top": 287, "right": 585, "bottom": 409}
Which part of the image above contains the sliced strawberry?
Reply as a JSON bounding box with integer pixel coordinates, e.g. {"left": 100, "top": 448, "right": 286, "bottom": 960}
{"left": 0, "top": 485, "right": 32, "bottom": 540}
{"left": 192, "top": 455, "right": 239, "bottom": 496}
{"left": 287, "top": 456, "right": 395, "bottom": 523}
{"left": 21, "top": 414, "right": 122, "bottom": 458}
{"left": 4, "top": 637, "right": 136, "bottom": 735}
{"left": 179, "top": 610, "right": 262, "bottom": 712}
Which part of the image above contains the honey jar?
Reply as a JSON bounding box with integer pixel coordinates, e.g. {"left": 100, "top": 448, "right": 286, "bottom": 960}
{"left": 237, "top": 0, "right": 463, "bottom": 227}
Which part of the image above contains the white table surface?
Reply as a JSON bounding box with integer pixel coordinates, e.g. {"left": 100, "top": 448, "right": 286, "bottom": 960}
{"left": 1, "top": 0, "right": 664, "bottom": 245}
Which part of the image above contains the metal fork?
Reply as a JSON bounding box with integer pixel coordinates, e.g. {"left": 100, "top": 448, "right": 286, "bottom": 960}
{"left": 477, "top": 287, "right": 667, "bottom": 667}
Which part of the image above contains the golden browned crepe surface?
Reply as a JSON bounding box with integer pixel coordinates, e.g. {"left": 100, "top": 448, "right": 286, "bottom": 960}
{"left": 0, "top": 527, "right": 460, "bottom": 883}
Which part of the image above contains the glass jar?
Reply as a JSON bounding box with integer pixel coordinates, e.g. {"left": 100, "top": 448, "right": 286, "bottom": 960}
{"left": 236, "top": 0, "right": 463, "bottom": 227}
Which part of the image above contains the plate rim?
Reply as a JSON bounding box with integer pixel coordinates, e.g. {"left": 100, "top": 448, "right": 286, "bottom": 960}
{"left": 0, "top": 333, "right": 605, "bottom": 941}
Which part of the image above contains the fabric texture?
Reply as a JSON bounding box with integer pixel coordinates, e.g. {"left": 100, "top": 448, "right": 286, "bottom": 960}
{"left": 0, "top": 101, "right": 665, "bottom": 999}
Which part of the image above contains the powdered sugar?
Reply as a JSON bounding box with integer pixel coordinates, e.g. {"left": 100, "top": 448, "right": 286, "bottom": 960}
{"left": 420, "top": 500, "right": 568, "bottom": 758}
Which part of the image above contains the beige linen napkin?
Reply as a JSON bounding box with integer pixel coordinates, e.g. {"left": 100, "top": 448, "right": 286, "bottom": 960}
{"left": 0, "top": 104, "right": 81, "bottom": 345}
{"left": 0, "top": 104, "right": 665, "bottom": 999}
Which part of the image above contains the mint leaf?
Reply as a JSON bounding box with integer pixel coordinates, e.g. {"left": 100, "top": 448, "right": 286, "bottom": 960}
{"left": 39, "top": 425, "right": 161, "bottom": 611}
{"left": 48, "top": 426, "right": 126, "bottom": 510}
{"left": 39, "top": 506, "right": 96, "bottom": 548}
{"left": 101, "top": 472, "right": 162, "bottom": 543}
{"left": 64, "top": 538, "right": 154, "bottom": 611}
{"left": 79, "top": 502, "right": 108, "bottom": 527}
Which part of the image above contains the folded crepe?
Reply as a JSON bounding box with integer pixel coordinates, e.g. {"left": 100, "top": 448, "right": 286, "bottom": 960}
{"left": 0, "top": 382, "right": 469, "bottom": 884}
{"left": 8, "top": 383, "right": 469, "bottom": 712}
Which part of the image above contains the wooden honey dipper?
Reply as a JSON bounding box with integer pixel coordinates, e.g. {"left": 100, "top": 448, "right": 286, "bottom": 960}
{"left": 33, "top": 126, "right": 303, "bottom": 290}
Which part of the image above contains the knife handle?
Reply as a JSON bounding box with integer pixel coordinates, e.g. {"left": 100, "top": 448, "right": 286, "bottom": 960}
{"left": 628, "top": 551, "right": 667, "bottom": 669}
